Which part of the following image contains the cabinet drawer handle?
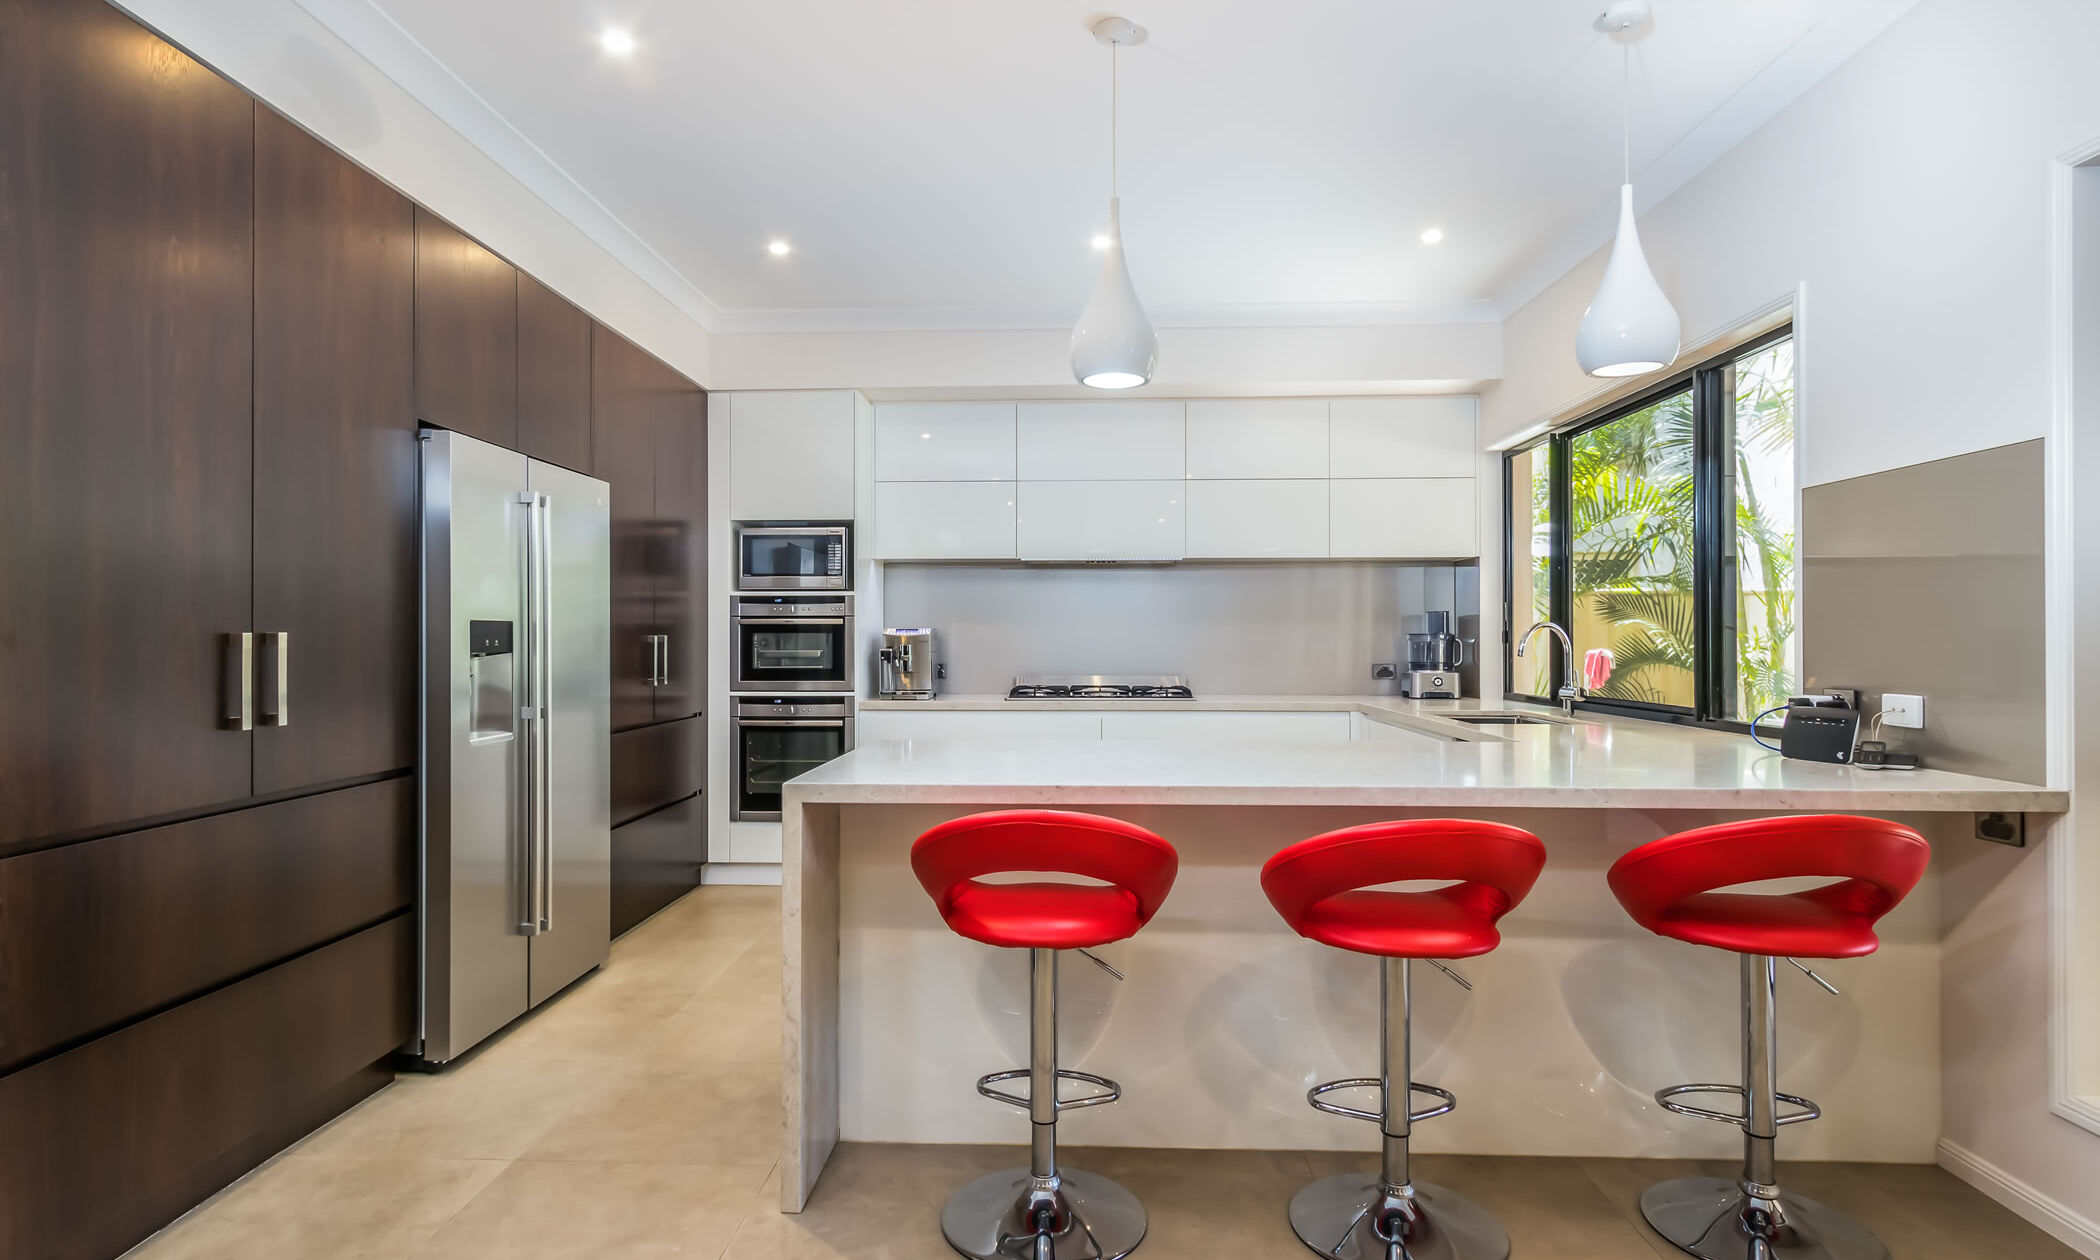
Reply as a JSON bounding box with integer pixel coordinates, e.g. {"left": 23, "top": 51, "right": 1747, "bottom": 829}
{"left": 257, "top": 631, "right": 290, "bottom": 726}
{"left": 223, "top": 632, "right": 254, "bottom": 730}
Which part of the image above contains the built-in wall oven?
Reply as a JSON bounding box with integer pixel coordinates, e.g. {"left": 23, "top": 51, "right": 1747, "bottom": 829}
{"left": 736, "top": 522, "right": 851, "bottom": 591}
{"left": 731, "top": 594, "right": 854, "bottom": 692}
{"left": 733, "top": 696, "right": 855, "bottom": 821}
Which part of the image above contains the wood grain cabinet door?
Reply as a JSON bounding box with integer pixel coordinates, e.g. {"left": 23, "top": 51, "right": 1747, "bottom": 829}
{"left": 592, "top": 325, "right": 663, "bottom": 732}
{"left": 413, "top": 209, "right": 517, "bottom": 448}
{"left": 253, "top": 109, "right": 418, "bottom": 794}
{"left": 652, "top": 377, "right": 707, "bottom": 722}
{"left": 0, "top": 0, "right": 256, "bottom": 847}
{"left": 517, "top": 275, "right": 592, "bottom": 472}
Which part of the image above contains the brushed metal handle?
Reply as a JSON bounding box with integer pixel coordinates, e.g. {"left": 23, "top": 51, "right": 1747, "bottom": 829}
{"left": 257, "top": 632, "right": 290, "bottom": 726}
{"left": 223, "top": 632, "right": 254, "bottom": 730}
{"left": 533, "top": 493, "right": 554, "bottom": 934}
{"left": 657, "top": 633, "right": 670, "bottom": 690}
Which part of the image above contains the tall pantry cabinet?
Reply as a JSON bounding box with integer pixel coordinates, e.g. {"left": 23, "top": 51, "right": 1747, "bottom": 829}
{"left": 0, "top": 1, "right": 708, "bottom": 1256}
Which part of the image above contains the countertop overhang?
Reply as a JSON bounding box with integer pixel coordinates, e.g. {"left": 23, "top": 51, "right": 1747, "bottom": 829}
{"left": 803, "top": 697, "right": 2064, "bottom": 813}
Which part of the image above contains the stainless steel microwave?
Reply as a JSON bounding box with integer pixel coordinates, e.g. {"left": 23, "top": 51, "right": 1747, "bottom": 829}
{"left": 736, "top": 523, "right": 850, "bottom": 591}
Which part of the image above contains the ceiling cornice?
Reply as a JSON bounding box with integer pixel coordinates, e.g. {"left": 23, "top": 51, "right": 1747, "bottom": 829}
{"left": 289, "top": 0, "right": 729, "bottom": 331}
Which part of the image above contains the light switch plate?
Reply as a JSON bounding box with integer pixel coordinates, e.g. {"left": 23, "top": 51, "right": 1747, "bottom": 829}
{"left": 1881, "top": 693, "right": 1926, "bottom": 729}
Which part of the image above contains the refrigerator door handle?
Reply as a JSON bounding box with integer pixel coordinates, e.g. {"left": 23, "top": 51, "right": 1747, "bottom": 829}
{"left": 516, "top": 491, "right": 544, "bottom": 937}
{"left": 532, "top": 491, "right": 555, "bottom": 934}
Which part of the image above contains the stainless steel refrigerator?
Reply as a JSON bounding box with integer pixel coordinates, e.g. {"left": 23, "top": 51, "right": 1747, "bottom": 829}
{"left": 417, "top": 428, "right": 612, "bottom": 1064}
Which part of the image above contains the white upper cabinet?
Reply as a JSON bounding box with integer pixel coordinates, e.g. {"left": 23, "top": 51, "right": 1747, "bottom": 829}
{"left": 1185, "top": 480, "right": 1328, "bottom": 558}
{"left": 1330, "top": 478, "right": 1478, "bottom": 558}
{"left": 728, "top": 390, "right": 858, "bottom": 520}
{"left": 872, "top": 481, "right": 1017, "bottom": 560}
{"left": 1329, "top": 397, "right": 1477, "bottom": 480}
{"left": 1016, "top": 402, "right": 1185, "bottom": 480}
{"left": 1018, "top": 481, "right": 1185, "bottom": 560}
{"left": 874, "top": 403, "right": 1016, "bottom": 481}
{"left": 1185, "top": 400, "right": 1328, "bottom": 479}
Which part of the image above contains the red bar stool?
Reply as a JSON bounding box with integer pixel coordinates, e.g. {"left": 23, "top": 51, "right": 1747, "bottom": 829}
{"left": 1261, "top": 820, "right": 1547, "bottom": 1260}
{"left": 1607, "top": 815, "right": 1930, "bottom": 1260}
{"left": 911, "top": 809, "right": 1180, "bottom": 1260}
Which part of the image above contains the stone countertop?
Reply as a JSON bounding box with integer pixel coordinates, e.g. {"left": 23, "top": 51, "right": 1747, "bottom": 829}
{"left": 805, "top": 696, "right": 2064, "bottom": 812}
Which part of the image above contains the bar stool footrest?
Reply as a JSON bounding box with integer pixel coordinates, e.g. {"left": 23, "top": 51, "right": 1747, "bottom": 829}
{"left": 976, "top": 1067, "right": 1123, "bottom": 1112}
{"left": 1307, "top": 1077, "right": 1458, "bottom": 1125}
{"left": 1654, "top": 1082, "right": 1821, "bottom": 1128}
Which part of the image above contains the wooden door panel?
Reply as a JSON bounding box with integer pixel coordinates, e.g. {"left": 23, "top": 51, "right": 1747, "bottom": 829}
{"left": 253, "top": 109, "right": 417, "bottom": 793}
{"left": 610, "top": 796, "right": 701, "bottom": 937}
{"left": 592, "top": 324, "right": 661, "bottom": 731}
{"left": 652, "top": 376, "right": 707, "bottom": 721}
{"left": 517, "top": 275, "right": 592, "bottom": 472}
{"left": 611, "top": 715, "right": 700, "bottom": 828}
{"left": 414, "top": 209, "right": 517, "bottom": 448}
{"left": 0, "top": 0, "right": 256, "bottom": 846}
{"left": 0, "top": 914, "right": 412, "bottom": 1260}
{"left": 0, "top": 778, "right": 413, "bottom": 1071}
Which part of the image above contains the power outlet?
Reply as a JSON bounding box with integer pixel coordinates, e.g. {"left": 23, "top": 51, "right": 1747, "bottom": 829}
{"left": 1880, "top": 693, "right": 1926, "bottom": 729}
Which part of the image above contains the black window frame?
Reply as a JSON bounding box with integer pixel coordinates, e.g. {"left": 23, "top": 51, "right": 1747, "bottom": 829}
{"left": 1503, "top": 323, "right": 1794, "bottom": 733}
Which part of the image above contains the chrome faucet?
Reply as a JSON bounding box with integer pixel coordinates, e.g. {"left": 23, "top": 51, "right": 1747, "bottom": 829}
{"left": 1516, "top": 621, "right": 1583, "bottom": 717}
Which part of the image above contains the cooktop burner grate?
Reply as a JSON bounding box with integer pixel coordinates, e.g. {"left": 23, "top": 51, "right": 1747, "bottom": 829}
{"left": 1006, "top": 675, "right": 1194, "bottom": 701}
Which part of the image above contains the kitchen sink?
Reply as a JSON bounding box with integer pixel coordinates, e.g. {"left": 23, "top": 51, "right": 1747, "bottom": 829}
{"left": 1446, "top": 714, "right": 1557, "bottom": 726}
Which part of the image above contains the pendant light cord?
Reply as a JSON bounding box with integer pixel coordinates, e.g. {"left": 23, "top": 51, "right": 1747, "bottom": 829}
{"left": 1110, "top": 42, "right": 1120, "bottom": 201}
{"left": 1621, "top": 41, "right": 1630, "bottom": 186}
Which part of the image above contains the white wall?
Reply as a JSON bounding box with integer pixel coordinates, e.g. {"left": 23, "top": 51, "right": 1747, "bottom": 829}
{"left": 1481, "top": 0, "right": 2100, "bottom": 1247}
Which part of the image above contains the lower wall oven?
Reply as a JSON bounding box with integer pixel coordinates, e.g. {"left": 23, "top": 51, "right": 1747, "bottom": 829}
{"left": 733, "top": 696, "right": 855, "bottom": 822}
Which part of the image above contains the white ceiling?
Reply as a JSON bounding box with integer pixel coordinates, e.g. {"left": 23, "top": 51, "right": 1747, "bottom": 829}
{"left": 327, "top": 0, "right": 1919, "bottom": 332}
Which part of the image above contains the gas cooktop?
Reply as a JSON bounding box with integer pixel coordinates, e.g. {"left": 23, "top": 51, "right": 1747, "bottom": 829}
{"left": 1006, "top": 674, "right": 1195, "bottom": 700}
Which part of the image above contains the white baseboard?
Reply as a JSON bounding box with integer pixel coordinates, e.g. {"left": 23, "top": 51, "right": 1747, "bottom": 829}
{"left": 1938, "top": 1139, "right": 2100, "bottom": 1258}
{"left": 701, "top": 862, "right": 783, "bottom": 886}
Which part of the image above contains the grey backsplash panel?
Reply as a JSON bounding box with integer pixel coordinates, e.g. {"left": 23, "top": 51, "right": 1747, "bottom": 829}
{"left": 881, "top": 561, "right": 1480, "bottom": 696}
{"left": 1801, "top": 438, "right": 2045, "bottom": 784}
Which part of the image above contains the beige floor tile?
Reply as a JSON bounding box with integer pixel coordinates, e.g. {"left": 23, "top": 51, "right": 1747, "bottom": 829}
{"left": 299, "top": 1058, "right": 618, "bottom": 1161}
{"left": 1759, "top": 1162, "right": 2085, "bottom": 1260}
{"left": 1072, "top": 1147, "right": 1316, "bottom": 1260}
{"left": 130, "top": 1154, "right": 507, "bottom": 1260}
{"left": 523, "top": 1058, "right": 781, "bottom": 1166}
{"left": 632, "top": 984, "right": 786, "bottom": 1066}
{"left": 418, "top": 1159, "right": 770, "bottom": 1260}
{"left": 473, "top": 976, "right": 694, "bottom": 1064}
{"left": 722, "top": 1143, "right": 1013, "bottom": 1260}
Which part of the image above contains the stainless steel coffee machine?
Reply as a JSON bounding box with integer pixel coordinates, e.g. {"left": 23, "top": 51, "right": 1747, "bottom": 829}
{"left": 1401, "top": 611, "right": 1464, "bottom": 699}
{"left": 877, "top": 627, "right": 937, "bottom": 700}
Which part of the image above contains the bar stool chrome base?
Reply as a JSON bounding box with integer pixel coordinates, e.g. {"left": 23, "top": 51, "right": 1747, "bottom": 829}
{"left": 940, "top": 1168, "right": 1147, "bottom": 1260}
{"left": 1641, "top": 1177, "right": 1888, "bottom": 1260}
{"left": 1289, "top": 1174, "right": 1509, "bottom": 1260}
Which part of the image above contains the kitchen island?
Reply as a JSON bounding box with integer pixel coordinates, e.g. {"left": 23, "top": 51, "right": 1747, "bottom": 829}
{"left": 777, "top": 700, "right": 2064, "bottom": 1210}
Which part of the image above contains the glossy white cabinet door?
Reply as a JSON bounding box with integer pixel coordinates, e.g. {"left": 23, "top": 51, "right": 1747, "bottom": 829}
{"left": 1184, "top": 480, "right": 1328, "bottom": 558}
{"left": 1185, "top": 399, "right": 1328, "bottom": 479}
{"left": 1017, "top": 480, "right": 1185, "bottom": 560}
{"left": 1330, "top": 478, "right": 1479, "bottom": 558}
{"left": 1329, "top": 397, "right": 1478, "bottom": 479}
{"left": 874, "top": 403, "right": 1016, "bottom": 481}
{"left": 727, "top": 391, "right": 858, "bottom": 519}
{"left": 1016, "top": 402, "right": 1185, "bottom": 480}
{"left": 1097, "top": 711, "right": 1352, "bottom": 742}
{"left": 872, "top": 482, "right": 1017, "bottom": 559}
{"left": 859, "top": 711, "right": 1103, "bottom": 742}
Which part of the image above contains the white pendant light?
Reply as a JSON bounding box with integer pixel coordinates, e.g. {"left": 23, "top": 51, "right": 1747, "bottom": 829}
{"left": 1576, "top": 2, "right": 1681, "bottom": 379}
{"left": 1071, "top": 17, "right": 1157, "bottom": 391}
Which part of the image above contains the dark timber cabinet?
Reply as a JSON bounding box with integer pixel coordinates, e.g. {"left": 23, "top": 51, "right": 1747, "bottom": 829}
{"left": 0, "top": 0, "right": 707, "bottom": 1254}
{"left": 593, "top": 326, "right": 709, "bottom": 935}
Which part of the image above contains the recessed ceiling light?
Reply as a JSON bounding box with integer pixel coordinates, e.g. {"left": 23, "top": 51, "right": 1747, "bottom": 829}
{"left": 599, "top": 27, "right": 637, "bottom": 56}
{"left": 767, "top": 239, "right": 792, "bottom": 257}
{"left": 1420, "top": 227, "right": 1445, "bottom": 245}
{"left": 1090, "top": 234, "right": 1115, "bottom": 251}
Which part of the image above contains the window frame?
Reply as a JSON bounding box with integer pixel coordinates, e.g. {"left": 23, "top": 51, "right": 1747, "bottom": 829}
{"left": 1503, "top": 323, "right": 1795, "bottom": 733}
